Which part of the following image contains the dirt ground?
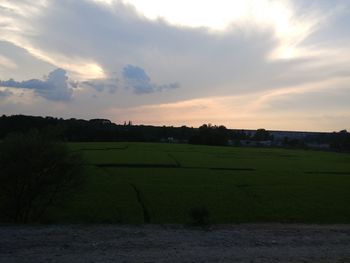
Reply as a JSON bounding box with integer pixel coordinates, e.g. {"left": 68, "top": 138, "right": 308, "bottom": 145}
{"left": 0, "top": 224, "right": 349, "bottom": 263}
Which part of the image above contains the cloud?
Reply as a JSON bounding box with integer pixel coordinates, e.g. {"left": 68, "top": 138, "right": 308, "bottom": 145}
{"left": 105, "top": 79, "right": 350, "bottom": 132}
{"left": 0, "top": 89, "right": 13, "bottom": 98}
{"left": 82, "top": 77, "right": 118, "bottom": 93}
{"left": 0, "top": 54, "right": 17, "bottom": 69}
{"left": 0, "top": 0, "right": 349, "bottom": 131}
{"left": 122, "top": 65, "right": 179, "bottom": 94}
{"left": 0, "top": 40, "right": 54, "bottom": 80}
{"left": 0, "top": 0, "right": 278, "bottom": 100}
{"left": 2, "top": 0, "right": 345, "bottom": 103}
{"left": 0, "top": 68, "right": 73, "bottom": 101}
{"left": 80, "top": 64, "right": 178, "bottom": 95}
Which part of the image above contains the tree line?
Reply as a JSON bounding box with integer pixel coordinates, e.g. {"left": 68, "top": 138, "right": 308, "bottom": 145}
{"left": 1, "top": 114, "right": 349, "bottom": 150}
{"left": 0, "top": 115, "right": 248, "bottom": 143}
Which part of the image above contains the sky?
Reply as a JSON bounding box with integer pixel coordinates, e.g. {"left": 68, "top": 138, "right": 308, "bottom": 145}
{"left": 0, "top": 0, "right": 349, "bottom": 131}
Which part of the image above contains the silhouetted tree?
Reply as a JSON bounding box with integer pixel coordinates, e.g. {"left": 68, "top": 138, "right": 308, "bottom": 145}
{"left": 253, "top": 129, "right": 272, "bottom": 141}
{"left": 189, "top": 124, "right": 229, "bottom": 146}
{"left": 0, "top": 115, "right": 343, "bottom": 150}
{"left": 330, "top": 130, "right": 350, "bottom": 151}
{"left": 0, "top": 130, "right": 86, "bottom": 223}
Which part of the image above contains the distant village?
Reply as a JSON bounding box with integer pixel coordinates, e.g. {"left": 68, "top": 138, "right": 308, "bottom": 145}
{"left": 230, "top": 129, "right": 331, "bottom": 149}
{"left": 162, "top": 129, "right": 331, "bottom": 149}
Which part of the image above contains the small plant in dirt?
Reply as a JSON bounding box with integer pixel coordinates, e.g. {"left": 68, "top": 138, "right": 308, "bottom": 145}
{"left": 188, "top": 206, "right": 210, "bottom": 226}
{"left": 0, "top": 130, "right": 86, "bottom": 223}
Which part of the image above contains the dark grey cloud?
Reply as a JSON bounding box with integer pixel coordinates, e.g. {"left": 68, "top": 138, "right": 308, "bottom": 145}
{"left": 0, "top": 68, "right": 73, "bottom": 101}
{"left": 122, "top": 65, "right": 179, "bottom": 94}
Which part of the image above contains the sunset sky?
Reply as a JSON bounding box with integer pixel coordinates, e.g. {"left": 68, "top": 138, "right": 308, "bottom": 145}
{"left": 0, "top": 0, "right": 349, "bottom": 131}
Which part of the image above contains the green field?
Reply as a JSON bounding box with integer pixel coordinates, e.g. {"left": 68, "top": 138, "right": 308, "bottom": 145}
{"left": 48, "top": 142, "right": 350, "bottom": 224}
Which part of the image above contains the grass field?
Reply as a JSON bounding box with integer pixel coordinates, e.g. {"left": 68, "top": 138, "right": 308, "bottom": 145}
{"left": 48, "top": 142, "right": 350, "bottom": 224}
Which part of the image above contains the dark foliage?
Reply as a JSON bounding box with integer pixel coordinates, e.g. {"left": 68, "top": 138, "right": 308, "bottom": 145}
{"left": 188, "top": 206, "right": 210, "bottom": 226}
{"left": 1, "top": 114, "right": 348, "bottom": 150}
{"left": 0, "top": 130, "right": 85, "bottom": 223}
{"left": 0, "top": 115, "right": 247, "bottom": 145}
{"left": 189, "top": 124, "right": 229, "bottom": 146}
{"left": 282, "top": 137, "right": 306, "bottom": 148}
{"left": 253, "top": 128, "right": 273, "bottom": 141}
{"left": 329, "top": 130, "right": 350, "bottom": 151}
{"left": 303, "top": 129, "right": 350, "bottom": 151}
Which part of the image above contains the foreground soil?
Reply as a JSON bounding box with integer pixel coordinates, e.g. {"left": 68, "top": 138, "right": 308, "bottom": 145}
{"left": 0, "top": 224, "right": 349, "bottom": 263}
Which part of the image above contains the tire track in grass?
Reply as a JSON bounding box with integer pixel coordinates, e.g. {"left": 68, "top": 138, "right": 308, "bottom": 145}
{"left": 129, "top": 184, "right": 151, "bottom": 223}
{"left": 94, "top": 163, "right": 256, "bottom": 172}
{"left": 211, "top": 168, "right": 255, "bottom": 171}
{"left": 167, "top": 153, "right": 181, "bottom": 167}
{"left": 96, "top": 163, "right": 178, "bottom": 168}
{"left": 305, "top": 171, "right": 350, "bottom": 175}
{"left": 98, "top": 166, "right": 148, "bottom": 223}
{"left": 72, "top": 145, "right": 130, "bottom": 152}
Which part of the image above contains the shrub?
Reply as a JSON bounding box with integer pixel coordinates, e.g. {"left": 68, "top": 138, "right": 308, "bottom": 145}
{"left": 0, "top": 130, "right": 85, "bottom": 223}
{"left": 188, "top": 206, "right": 210, "bottom": 226}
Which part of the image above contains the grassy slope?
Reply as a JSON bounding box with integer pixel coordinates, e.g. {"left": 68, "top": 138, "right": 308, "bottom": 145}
{"left": 48, "top": 142, "right": 350, "bottom": 224}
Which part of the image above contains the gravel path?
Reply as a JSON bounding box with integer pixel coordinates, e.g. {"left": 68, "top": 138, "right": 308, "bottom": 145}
{"left": 0, "top": 224, "right": 349, "bottom": 262}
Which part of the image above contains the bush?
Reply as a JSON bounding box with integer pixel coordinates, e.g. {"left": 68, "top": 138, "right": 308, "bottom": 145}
{"left": 188, "top": 206, "right": 210, "bottom": 226}
{"left": 0, "top": 130, "right": 85, "bottom": 223}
